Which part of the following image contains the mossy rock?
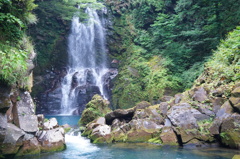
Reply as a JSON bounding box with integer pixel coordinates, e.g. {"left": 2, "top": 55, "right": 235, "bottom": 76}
{"left": 79, "top": 108, "right": 100, "bottom": 126}
{"left": 232, "top": 155, "right": 240, "bottom": 159}
{"left": 79, "top": 94, "right": 111, "bottom": 126}
{"left": 220, "top": 114, "right": 240, "bottom": 148}
{"left": 135, "top": 101, "right": 151, "bottom": 110}
{"left": 92, "top": 134, "right": 113, "bottom": 144}
{"left": 148, "top": 137, "right": 162, "bottom": 144}
{"left": 126, "top": 129, "right": 153, "bottom": 142}
{"left": 111, "top": 129, "right": 128, "bottom": 142}
{"left": 40, "top": 143, "right": 66, "bottom": 153}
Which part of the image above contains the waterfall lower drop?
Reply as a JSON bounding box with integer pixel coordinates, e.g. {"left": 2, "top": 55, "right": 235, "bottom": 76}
{"left": 61, "top": 8, "right": 109, "bottom": 115}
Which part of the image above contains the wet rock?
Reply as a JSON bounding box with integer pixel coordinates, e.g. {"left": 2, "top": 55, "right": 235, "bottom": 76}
{"left": 111, "top": 128, "right": 127, "bottom": 142}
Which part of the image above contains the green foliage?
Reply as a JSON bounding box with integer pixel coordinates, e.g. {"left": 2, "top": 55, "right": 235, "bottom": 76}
{"left": 112, "top": 44, "right": 180, "bottom": 109}
{"left": 206, "top": 26, "right": 240, "bottom": 83}
{"left": 0, "top": 13, "right": 25, "bottom": 42}
{"left": 38, "top": 0, "right": 104, "bottom": 21}
{"left": 0, "top": 0, "right": 37, "bottom": 86}
{"left": 0, "top": 42, "right": 29, "bottom": 86}
{"left": 109, "top": 0, "right": 240, "bottom": 108}
{"left": 220, "top": 132, "right": 229, "bottom": 141}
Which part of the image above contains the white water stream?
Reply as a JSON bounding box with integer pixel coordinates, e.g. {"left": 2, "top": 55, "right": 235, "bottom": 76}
{"left": 60, "top": 8, "right": 108, "bottom": 114}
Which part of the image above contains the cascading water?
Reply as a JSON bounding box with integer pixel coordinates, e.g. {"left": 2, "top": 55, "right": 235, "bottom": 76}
{"left": 61, "top": 8, "right": 109, "bottom": 115}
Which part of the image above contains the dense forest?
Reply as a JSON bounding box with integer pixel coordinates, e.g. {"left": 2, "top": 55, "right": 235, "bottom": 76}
{"left": 106, "top": 0, "right": 240, "bottom": 108}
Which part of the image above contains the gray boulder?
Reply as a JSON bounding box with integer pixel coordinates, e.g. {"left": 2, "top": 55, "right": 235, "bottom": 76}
{"left": 37, "top": 127, "right": 65, "bottom": 152}
{"left": 192, "top": 87, "right": 208, "bottom": 102}
{"left": 1, "top": 123, "right": 25, "bottom": 155}
{"left": 14, "top": 92, "right": 38, "bottom": 132}
{"left": 43, "top": 118, "right": 58, "bottom": 130}
{"left": 167, "top": 103, "right": 199, "bottom": 129}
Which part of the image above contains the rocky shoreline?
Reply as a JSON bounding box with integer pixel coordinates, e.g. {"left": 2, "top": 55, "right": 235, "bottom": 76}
{"left": 0, "top": 87, "right": 65, "bottom": 158}
{"left": 80, "top": 81, "right": 240, "bottom": 149}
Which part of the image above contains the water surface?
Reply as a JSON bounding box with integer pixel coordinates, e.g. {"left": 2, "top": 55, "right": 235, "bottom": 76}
{"left": 20, "top": 115, "right": 238, "bottom": 159}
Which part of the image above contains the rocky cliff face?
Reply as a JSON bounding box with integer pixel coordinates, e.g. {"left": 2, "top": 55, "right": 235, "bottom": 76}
{"left": 0, "top": 86, "right": 66, "bottom": 158}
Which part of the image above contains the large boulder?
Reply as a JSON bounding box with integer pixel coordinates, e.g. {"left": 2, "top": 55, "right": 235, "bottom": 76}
{"left": 133, "top": 105, "right": 164, "bottom": 125}
{"left": 16, "top": 137, "right": 41, "bottom": 156}
{"left": 1, "top": 123, "right": 25, "bottom": 155}
{"left": 126, "top": 119, "right": 162, "bottom": 142}
{"left": 220, "top": 113, "right": 240, "bottom": 149}
{"left": 37, "top": 127, "right": 65, "bottom": 152}
{"left": 13, "top": 91, "right": 38, "bottom": 133}
{"left": 210, "top": 101, "right": 233, "bottom": 135}
{"left": 160, "top": 127, "right": 178, "bottom": 145}
{"left": 167, "top": 103, "right": 209, "bottom": 130}
{"left": 90, "top": 125, "right": 112, "bottom": 143}
{"left": 105, "top": 108, "right": 134, "bottom": 125}
{"left": 79, "top": 94, "right": 111, "bottom": 126}
{"left": 191, "top": 87, "right": 208, "bottom": 102}
{"left": 82, "top": 117, "right": 112, "bottom": 143}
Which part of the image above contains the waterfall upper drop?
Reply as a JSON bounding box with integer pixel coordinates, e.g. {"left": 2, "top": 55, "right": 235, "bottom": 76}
{"left": 60, "top": 8, "right": 116, "bottom": 115}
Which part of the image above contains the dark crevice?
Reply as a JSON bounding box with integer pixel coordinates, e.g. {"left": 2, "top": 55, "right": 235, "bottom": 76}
{"left": 229, "top": 100, "right": 240, "bottom": 114}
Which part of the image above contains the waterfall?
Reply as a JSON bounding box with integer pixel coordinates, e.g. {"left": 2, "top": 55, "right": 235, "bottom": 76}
{"left": 60, "top": 8, "right": 109, "bottom": 115}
